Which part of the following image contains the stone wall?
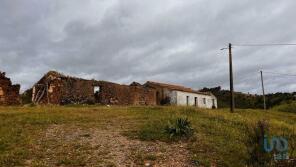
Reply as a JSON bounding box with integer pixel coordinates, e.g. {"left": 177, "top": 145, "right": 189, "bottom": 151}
{"left": 94, "top": 81, "right": 156, "bottom": 105}
{"left": 32, "top": 71, "right": 156, "bottom": 105}
{"left": 0, "top": 72, "right": 20, "bottom": 105}
{"left": 129, "top": 85, "right": 156, "bottom": 105}
{"left": 144, "top": 83, "right": 171, "bottom": 105}
{"left": 33, "top": 77, "right": 95, "bottom": 105}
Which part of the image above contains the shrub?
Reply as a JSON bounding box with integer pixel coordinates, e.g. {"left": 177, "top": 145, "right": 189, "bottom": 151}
{"left": 136, "top": 117, "right": 194, "bottom": 141}
{"left": 165, "top": 118, "right": 194, "bottom": 139}
{"left": 20, "top": 88, "right": 32, "bottom": 104}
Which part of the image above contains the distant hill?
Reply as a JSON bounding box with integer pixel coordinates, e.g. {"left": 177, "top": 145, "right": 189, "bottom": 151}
{"left": 200, "top": 86, "right": 296, "bottom": 109}
{"left": 273, "top": 101, "right": 296, "bottom": 113}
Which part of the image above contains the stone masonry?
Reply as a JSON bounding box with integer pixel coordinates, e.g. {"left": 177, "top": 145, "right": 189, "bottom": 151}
{"left": 32, "top": 71, "right": 156, "bottom": 105}
{"left": 0, "top": 71, "right": 20, "bottom": 105}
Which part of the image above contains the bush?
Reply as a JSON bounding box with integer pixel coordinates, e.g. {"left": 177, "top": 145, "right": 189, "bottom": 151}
{"left": 165, "top": 118, "right": 194, "bottom": 140}
{"left": 20, "top": 88, "right": 32, "bottom": 104}
{"left": 60, "top": 97, "right": 95, "bottom": 105}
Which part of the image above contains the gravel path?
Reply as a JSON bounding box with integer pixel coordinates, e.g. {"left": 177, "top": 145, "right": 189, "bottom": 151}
{"left": 27, "top": 125, "right": 194, "bottom": 167}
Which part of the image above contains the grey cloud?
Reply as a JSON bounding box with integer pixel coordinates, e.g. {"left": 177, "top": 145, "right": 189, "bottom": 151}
{"left": 0, "top": 0, "right": 295, "bottom": 93}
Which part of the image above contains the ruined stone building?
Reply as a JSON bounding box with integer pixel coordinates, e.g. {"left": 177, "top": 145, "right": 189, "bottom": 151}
{"left": 31, "top": 71, "right": 217, "bottom": 108}
{"left": 93, "top": 81, "right": 156, "bottom": 105}
{"left": 32, "top": 71, "right": 95, "bottom": 104}
{"left": 0, "top": 71, "right": 20, "bottom": 105}
{"left": 144, "top": 81, "right": 217, "bottom": 109}
{"left": 32, "top": 71, "right": 156, "bottom": 105}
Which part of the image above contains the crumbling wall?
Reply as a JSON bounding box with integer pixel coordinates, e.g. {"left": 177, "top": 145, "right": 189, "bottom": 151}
{"left": 0, "top": 72, "right": 20, "bottom": 105}
{"left": 94, "top": 81, "right": 156, "bottom": 105}
{"left": 144, "top": 84, "right": 169, "bottom": 105}
{"left": 32, "top": 71, "right": 157, "bottom": 105}
{"left": 129, "top": 85, "right": 156, "bottom": 105}
{"left": 33, "top": 77, "right": 95, "bottom": 105}
{"left": 94, "top": 81, "right": 131, "bottom": 105}
{"left": 57, "top": 78, "right": 95, "bottom": 104}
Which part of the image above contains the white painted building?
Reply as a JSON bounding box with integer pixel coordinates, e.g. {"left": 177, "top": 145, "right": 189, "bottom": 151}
{"left": 169, "top": 90, "right": 217, "bottom": 108}
{"left": 145, "top": 81, "right": 218, "bottom": 109}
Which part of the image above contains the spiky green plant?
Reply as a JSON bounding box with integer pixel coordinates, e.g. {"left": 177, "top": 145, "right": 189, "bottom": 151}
{"left": 165, "top": 118, "right": 194, "bottom": 139}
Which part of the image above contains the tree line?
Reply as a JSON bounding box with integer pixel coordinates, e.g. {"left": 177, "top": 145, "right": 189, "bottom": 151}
{"left": 200, "top": 86, "right": 296, "bottom": 109}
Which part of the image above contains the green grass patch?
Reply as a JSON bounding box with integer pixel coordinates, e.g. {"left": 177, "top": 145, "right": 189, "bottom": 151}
{"left": 273, "top": 101, "right": 296, "bottom": 113}
{"left": 0, "top": 106, "right": 295, "bottom": 166}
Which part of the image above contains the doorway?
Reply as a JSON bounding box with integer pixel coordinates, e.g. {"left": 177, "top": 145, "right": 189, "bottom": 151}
{"left": 194, "top": 97, "right": 198, "bottom": 106}
{"left": 94, "top": 86, "right": 101, "bottom": 102}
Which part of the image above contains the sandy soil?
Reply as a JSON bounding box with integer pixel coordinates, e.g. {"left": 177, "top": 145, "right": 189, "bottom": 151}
{"left": 27, "top": 125, "right": 194, "bottom": 167}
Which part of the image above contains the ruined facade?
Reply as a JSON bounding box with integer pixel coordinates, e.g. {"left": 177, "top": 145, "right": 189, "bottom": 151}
{"left": 93, "top": 81, "right": 156, "bottom": 105}
{"left": 31, "top": 71, "right": 217, "bottom": 108}
{"left": 144, "top": 81, "right": 217, "bottom": 109}
{"left": 0, "top": 72, "right": 20, "bottom": 105}
{"left": 32, "top": 71, "right": 156, "bottom": 105}
{"left": 32, "top": 71, "right": 95, "bottom": 104}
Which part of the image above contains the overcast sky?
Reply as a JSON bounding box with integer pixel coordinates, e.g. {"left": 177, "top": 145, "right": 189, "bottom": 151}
{"left": 1, "top": 0, "right": 296, "bottom": 93}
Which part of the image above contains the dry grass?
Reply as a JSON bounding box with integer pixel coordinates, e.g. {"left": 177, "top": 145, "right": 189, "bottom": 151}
{"left": 0, "top": 105, "right": 295, "bottom": 166}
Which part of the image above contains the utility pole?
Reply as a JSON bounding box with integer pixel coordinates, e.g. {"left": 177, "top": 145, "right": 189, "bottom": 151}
{"left": 229, "top": 43, "right": 235, "bottom": 112}
{"left": 260, "top": 71, "right": 266, "bottom": 110}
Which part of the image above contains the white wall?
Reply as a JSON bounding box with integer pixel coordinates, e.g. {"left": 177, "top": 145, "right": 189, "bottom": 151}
{"left": 171, "top": 91, "right": 217, "bottom": 109}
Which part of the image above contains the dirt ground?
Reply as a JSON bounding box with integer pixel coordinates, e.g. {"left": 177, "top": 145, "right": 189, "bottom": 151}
{"left": 26, "top": 124, "right": 194, "bottom": 167}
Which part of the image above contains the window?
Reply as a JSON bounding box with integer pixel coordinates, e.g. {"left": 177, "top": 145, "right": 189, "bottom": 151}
{"left": 156, "top": 91, "right": 160, "bottom": 105}
{"left": 194, "top": 97, "right": 198, "bottom": 106}
{"left": 212, "top": 99, "right": 216, "bottom": 108}
{"left": 203, "top": 98, "right": 206, "bottom": 104}
{"left": 186, "top": 96, "right": 189, "bottom": 106}
{"left": 94, "top": 86, "right": 100, "bottom": 93}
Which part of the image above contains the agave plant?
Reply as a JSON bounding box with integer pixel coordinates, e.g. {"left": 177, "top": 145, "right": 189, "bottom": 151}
{"left": 165, "top": 118, "right": 194, "bottom": 139}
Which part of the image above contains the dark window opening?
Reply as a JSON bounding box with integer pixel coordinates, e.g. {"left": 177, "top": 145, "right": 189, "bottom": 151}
{"left": 212, "top": 99, "right": 216, "bottom": 109}
{"left": 156, "top": 91, "right": 160, "bottom": 105}
{"left": 94, "top": 86, "right": 101, "bottom": 103}
{"left": 194, "top": 97, "right": 198, "bottom": 106}
{"left": 94, "top": 86, "right": 100, "bottom": 94}
{"left": 203, "top": 98, "right": 206, "bottom": 104}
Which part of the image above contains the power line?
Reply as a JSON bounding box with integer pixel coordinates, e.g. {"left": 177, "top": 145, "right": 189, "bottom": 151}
{"left": 262, "top": 71, "right": 296, "bottom": 77}
{"left": 233, "top": 43, "right": 296, "bottom": 47}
